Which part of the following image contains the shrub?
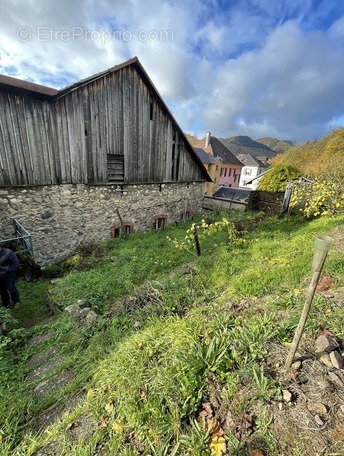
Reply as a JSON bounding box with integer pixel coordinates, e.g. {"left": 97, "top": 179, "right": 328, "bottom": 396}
{"left": 258, "top": 165, "right": 301, "bottom": 192}
{"left": 290, "top": 171, "right": 344, "bottom": 217}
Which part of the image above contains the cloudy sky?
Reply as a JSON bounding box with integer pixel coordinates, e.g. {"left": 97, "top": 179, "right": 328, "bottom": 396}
{"left": 1, "top": 0, "right": 344, "bottom": 143}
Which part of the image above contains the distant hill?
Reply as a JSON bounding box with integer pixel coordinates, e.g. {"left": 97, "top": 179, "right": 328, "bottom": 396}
{"left": 256, "top": 137, "right": 294, "bottom": 154}
{"left": 219, "top": 135, "right": 278, "bottom": 159}
{"left": 186, "top": 133, "right": 294, "bottom": 159}
{"left": 271, "top": 127, "right": 344, "bottom": 175}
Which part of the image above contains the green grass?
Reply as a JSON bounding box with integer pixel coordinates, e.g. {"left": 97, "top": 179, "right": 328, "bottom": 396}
{"left": 1, "top": 210, "right": 344, "bottom": 455}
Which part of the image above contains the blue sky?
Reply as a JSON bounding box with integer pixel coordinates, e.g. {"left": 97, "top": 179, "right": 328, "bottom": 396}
{"left": 1, "top": 0, "right": 344, "bottom": 143}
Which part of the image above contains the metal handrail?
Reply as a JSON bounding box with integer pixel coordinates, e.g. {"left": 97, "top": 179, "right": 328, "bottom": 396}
{"left": 0, "top": 219, "right": 34, "bottom": 260}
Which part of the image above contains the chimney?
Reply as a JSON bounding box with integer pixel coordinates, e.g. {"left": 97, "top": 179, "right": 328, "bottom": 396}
{"left": 205, "top": 131, "right": 211, "bottom": 148}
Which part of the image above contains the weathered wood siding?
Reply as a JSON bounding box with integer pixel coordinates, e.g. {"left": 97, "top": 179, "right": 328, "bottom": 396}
{"left": 0, "top": 65, "right": 206, "bottom": 186}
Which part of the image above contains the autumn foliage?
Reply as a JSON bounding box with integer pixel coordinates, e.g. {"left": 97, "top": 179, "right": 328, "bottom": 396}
{"left": 271, "top": 127, "right": 344, "bottom": 176}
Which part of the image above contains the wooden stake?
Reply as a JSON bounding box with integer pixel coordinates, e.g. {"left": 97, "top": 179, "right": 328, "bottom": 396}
{"left": 285, "top": 236, "right": 333, "bottom": 369}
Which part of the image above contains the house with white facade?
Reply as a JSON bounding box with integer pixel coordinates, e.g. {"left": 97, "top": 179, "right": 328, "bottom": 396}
{"left": 237, "top": 154, "right": 269, "bottom": 189}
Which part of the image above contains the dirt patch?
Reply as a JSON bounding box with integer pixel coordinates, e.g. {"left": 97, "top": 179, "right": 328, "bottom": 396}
{"left": 267, "top": 338, "right": 344, "bottom": 455}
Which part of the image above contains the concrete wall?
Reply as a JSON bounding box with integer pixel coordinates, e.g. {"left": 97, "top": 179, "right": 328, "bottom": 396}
{"left": 0, "top": 182, "right": 204, "bottom": 265}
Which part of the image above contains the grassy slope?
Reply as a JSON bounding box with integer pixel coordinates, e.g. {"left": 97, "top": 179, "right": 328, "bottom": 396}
{"left": 1, "top": 211, "right": 344, "bottom": 455}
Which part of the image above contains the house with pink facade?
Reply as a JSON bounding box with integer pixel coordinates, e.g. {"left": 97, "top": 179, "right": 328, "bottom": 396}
{"left": 194, "top": 132, "right": 243, "bottom": 188}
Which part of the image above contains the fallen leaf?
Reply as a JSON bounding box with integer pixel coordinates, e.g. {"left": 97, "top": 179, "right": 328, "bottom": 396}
{"left": 105, "top": 401, "right": 114, "bottom": 414}
{"left": 225, "top": 410, "right": 235, "bottom": 430}
{"left": 235, "top": 413, "right": 255, "bottom": 441}
{"left": 139, "top": 390, "right": 147, "bottom": 400}
{"left": 86, "top": 389, "right": 94, "bottom": 400}
{"left": 112, "top": 420, "right": 124, "bottom": 432}
{"left": 97, "top": 415, "right": 108, "bottom": 429}
{"left": 210, "top": 436, "right": 227, "bottom": 456}
{"left": 206, "top": 418, "right": 224, "bottom": 437}
{"left": 287, "top": 371, "right": 297, "bottom": 382}
{"left": 320, "top": 327, "right": 338, "bottom": 340}
{"left": 197, "top": 402, "right": 214, "bottom": 421}
{"left": 102, "top": 384, "right": 111, "bottom": 393}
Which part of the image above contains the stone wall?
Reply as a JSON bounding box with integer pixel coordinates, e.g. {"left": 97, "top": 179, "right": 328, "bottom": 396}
{"left": 0, "top": 182, "right": 204, "bottom": 265}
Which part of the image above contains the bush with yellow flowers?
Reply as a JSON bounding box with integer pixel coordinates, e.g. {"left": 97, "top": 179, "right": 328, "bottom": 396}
{"left": 290, "top": 171, "right": 344, "bottom": 217}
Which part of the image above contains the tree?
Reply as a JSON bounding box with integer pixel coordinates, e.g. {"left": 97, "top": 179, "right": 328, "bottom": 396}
{"left": 258, "top": 165, "right": 301, "bottom": 192}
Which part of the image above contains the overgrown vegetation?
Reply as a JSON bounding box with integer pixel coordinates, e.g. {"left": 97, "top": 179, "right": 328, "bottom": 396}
{"left": 290, "top": 171, "right": 344, "bottom": 218}
{"left": 271, "top": 127, "right": 344, "bottom": 176}
{"left": 1, "top": 210, "right": 344, "bottom": 455}
{"left": 258, "top": 164, "right": 301, "bottom": 192}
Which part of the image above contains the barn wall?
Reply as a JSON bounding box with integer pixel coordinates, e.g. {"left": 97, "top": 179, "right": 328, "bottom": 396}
{"left": 0, "top": 66, "right": 207, "bottom": 186}
{"left": 0, "top": 182, "right": 204, "bottom": 265}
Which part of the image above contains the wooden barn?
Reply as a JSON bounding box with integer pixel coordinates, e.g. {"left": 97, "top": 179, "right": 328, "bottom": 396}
{"left": 0, "top": 57, "right": 211, "bottom": 264}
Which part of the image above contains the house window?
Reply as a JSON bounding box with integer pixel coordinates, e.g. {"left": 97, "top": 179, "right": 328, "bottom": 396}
{"left": 244, "top": 169, "right": 251, "bottom": 176}
{"left": 110, "top": 223, "right": 134, "bottom": 238}
{"left": 228, "top": 168, "right": 232, "bottom": 177}
{"left": 220, "top": 167, "right": 225, "bottom": 177}
{"left": 152, "top": 215, "right": 167, "bottom": 229}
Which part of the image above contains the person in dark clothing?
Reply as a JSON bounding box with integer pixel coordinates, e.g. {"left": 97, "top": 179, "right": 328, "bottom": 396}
{"left": 0, "top": 247, "right": 20, "bottom": 309}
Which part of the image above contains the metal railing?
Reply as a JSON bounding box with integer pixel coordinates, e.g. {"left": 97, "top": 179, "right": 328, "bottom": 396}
{"left": 0, "top": 219, "right": 34, "bottom": 260}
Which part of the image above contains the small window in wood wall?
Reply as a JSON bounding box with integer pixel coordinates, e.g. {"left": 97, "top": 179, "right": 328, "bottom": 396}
{"left": 152, "top": 215, "right": 167, "bottom": 230}
{"left": 150, "top": 98, "right": 154, "bottom": 121}
{"left": 107, "top": 154, "right": 124, "bottom": 182}
{"left": 110, "top": 223, "right": 134, "bottom": 238}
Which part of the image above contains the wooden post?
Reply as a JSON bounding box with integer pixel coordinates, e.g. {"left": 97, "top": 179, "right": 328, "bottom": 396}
{"left": 285, "top": 236, "right": 333, "bottom": 368}
{"left": 193, "top": 225, "right": 201, "bottom": 256}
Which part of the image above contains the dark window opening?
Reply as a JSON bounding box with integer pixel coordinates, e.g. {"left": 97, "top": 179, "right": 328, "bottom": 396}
{"left": 153, "top": 216, "right": 167, "bottom": 230}
{"left": 110, "top": 223, "right": 134, "bottom": 238}
{"left": 180, "top": 211, "right": 191, "bottom": 220}
{"left": 107, "top": 154, "right": 124, "bottom": 182}
{"left": 150, "top": 100, "right": 154, "bottom": 121}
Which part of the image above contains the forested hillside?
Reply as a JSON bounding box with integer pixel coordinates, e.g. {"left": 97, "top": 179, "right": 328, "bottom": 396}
{"left": 256, "top": 137, "right": 294, "bottom": 154}
{"left": 272, "top": 128, "right": 344, "bottom": 175}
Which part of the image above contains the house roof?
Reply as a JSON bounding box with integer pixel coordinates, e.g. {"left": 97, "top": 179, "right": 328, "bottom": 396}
{"left": 194, "top": 147, "right": 219, "bottom": 164}
{"left": 236, "top": 153, "right": 269, "bottom": 168}
{"left": 213, "top": 186, "right": 251, "bottom": 201}
{"left": 245, "top": 168, "right": 271, "bottom": 184}
{"left": 194, "top": 135, "right": 243, "bottom": 167}
{"left": 0, "top": 57, "right": 212, "bottom": 182}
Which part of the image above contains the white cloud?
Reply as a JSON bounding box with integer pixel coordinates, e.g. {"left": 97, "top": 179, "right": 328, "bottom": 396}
{"left": 0, "top": 0, "right": 344, "bottom": 143}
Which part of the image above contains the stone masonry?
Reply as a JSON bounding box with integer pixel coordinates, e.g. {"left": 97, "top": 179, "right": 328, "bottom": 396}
{"left": 0, "top": 182, "right": 204, "bottom": 265}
